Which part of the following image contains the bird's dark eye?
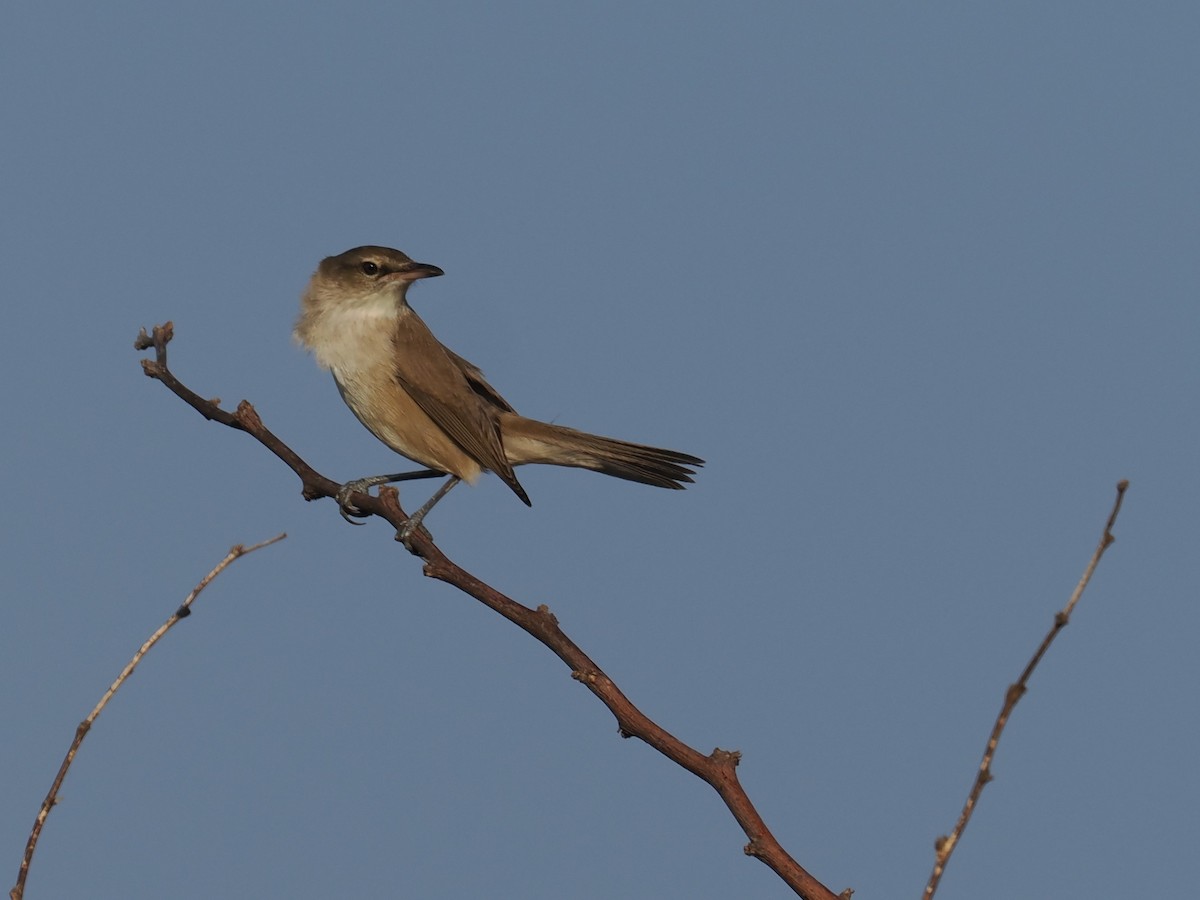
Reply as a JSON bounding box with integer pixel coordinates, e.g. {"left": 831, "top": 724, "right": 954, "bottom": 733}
{"left": 361, "top": 261, "right": 380, "bottom": 276}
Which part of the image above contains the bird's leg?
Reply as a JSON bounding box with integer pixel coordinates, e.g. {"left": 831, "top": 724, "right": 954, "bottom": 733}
{"left": 337, "top": 468, "right": 446, "bottom": 524}
{"left": 396, "top": 476, "right": 462, "bottom": 543}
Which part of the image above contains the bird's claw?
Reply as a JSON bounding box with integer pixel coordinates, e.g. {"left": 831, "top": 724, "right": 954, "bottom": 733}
{"left": 336, "top": 483, "right": 372, "bottom": 525}
{"left": 395, "top": 519, "right": 433, "bottom": 547}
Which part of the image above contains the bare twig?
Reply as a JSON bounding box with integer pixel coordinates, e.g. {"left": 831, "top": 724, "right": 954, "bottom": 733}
{"left": 132, "top": 323, "right": 843, "bottom": 900}
{"left": 9, "top": 534, "right": 286, "bottom": 900}
{"left": 922, "top": 480, "right": 1129, "bottom": 899}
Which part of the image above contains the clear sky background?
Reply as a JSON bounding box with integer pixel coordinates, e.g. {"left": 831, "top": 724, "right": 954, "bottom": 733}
{"left": 2, "top": 4, "right": 1196, "bottom": 899}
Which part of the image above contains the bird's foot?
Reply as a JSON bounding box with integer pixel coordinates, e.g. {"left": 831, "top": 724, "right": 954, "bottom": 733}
{"left": 334, "top": 469, "right": 448, "bottom": 525}
{"left": 394, "top": 518, "right": 433, "bottom": 548}
{"left": 335, "top": 476, "right": 393, "bottom": 525}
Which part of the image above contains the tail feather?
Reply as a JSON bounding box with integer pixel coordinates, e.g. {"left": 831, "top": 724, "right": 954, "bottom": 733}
{"left": 501, "top": 416, "right": 703, "bottom": 489}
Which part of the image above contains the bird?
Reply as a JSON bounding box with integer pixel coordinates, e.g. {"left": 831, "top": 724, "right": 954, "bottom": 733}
{"left": 294, "top": 245, "right": 702, "bottom": 539}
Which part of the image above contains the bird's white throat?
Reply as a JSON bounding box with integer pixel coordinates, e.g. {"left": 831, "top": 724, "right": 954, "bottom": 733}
{"left": 294, "top": 290, "right": 402, "bottom": 376}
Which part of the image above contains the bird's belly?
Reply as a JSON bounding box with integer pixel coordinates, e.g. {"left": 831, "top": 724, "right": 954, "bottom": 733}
{"left": 332, "top": 370, "right": 483, "bottom": 482}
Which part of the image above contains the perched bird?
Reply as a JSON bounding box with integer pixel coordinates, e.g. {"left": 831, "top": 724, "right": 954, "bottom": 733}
{"left": 294, "top": 245, "right": 702, "bottom": 538}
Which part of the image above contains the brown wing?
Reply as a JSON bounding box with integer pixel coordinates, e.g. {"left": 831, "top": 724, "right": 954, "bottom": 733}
{"left": 442, "top": 347, "right": 518, "bottom": 413}
{"left": 391, "top": 310, "right": 530, "bottom": 505}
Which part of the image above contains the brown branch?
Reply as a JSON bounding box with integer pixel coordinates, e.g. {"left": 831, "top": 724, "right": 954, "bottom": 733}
{"left": 132, "top": 323, "right": 842, "bottom": 900}
{"left": 922, "top": 480, "right": 1129, "bottom": 900}
{"left": 10, "top": 533, "right": 286, "bottom": 900}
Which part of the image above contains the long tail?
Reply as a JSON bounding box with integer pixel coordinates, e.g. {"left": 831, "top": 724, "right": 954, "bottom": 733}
{"left": 500, "top": 415, "right": 703, "bottom": 489}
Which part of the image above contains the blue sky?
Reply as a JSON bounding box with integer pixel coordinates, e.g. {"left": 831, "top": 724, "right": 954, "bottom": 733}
{"left": 2, "top": 3, "right": 1196, "bottom": 898}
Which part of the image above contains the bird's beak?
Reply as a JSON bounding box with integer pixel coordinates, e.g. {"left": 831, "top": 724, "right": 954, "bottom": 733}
{"left": 385, "top": 262, "right": 444, "bottom": 283}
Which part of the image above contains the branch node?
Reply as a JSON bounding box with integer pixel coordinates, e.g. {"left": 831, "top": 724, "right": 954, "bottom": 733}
{"left": 422, "top": 558, "right": 452, "bottom": 577}
{"left": 535, "top": 603, "right": 558, "bottom": 625}
{"left": 233, "top": 401, "right": 261, "bottom": 429}
{"left": 175, "top": 605, "right": 191, "bottom": 619}
{"left": 709, "top": 748, "right": 742, "bottom": 767}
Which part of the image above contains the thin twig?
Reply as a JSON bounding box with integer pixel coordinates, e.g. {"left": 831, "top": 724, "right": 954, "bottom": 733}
{"left": 9, "top": 534, "right": 286, "bottom": 900}
{"left": 922, "top": 480, "right": 1129, "bottom": 900}
{"left": 132, "top": 323, "right": 844, "bottom": 900}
